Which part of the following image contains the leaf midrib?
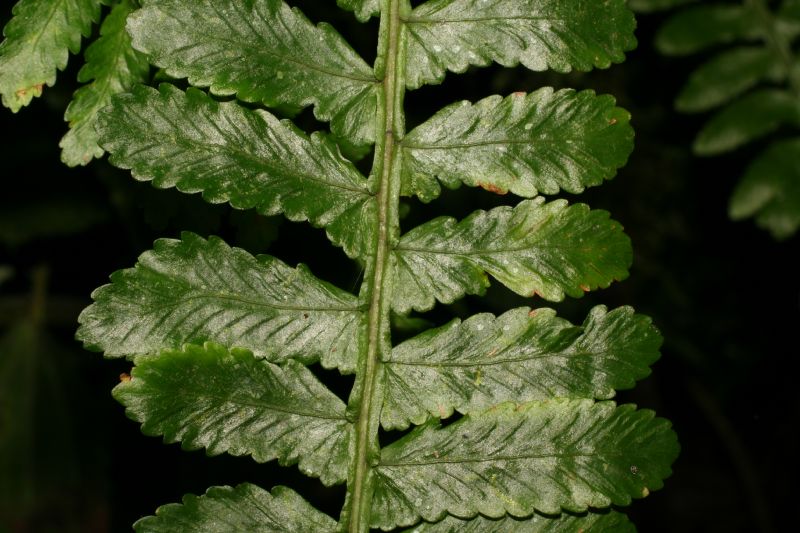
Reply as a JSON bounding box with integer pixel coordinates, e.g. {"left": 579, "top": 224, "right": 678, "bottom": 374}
{"left": 161, "top": 389, "right": 349, "bottom": 422}
{"left": 402, "top": 16, "right": 567, "bottom": 25}
{"left": 401, "top": 136, "right": 599, "bottom": 150}
{"left": 379, "top": 450, "right": 622, "bottom": 467}
{"left": 385, "top": 350, "right": 617, "bottom": 367}
{"left": 159, "top": 138, "right": 373, "bottom": 197}
{"left": 28, "top": 0, "right": 67, "bottom": 61}
{"left": 395, "top": 243, "right": 602, "bottom": 256}
{"left": 132, "top": 271, "right": 362, "bottom": 313}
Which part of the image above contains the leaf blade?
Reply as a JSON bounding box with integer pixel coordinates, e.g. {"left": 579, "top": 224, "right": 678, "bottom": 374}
{"left": 402, "top": 89, "right": 633, "bottom": 201}
{"left": 0, "top": 0, "right": 101, "bottom": 111}
{"left": 693, "top": 89, "right": 800, "bottom": 156}
{"left": 655, "top": 4, "right": 760, "bottom": 56}
{"left": 392, "top": 198, "right": 632, "bottom": 313}
{"left": 381, "top": 306, "right": 661, "bottom": 430}
{"left": 134, "top": 484, "right": 336, "bottom": 532}
{"left": 115, "top": 343, "right": 353, "bottom": 485}
{"left": 97, "top": 84, "right": 376, "bottom": 258}
{"left": 403, "top": 0, "right": 637, "bottom": 89}
{"left": 729, "top": 137, "right": 800, "bottom": 239}
{"left": 675, "top": 47, "right": 782, "bottom": 113}
{"left": 128, "top": 0, "right": 380, "bottom": 147}
{"left": 403, "top": 509, "right": 635, "bottom": 532}
{"left": 371, "top": 399, "right": 678, "bottom": 529}
{"left": 60, "top": 0, "right": 150, "bottom": 167}
{"left": 77, "top": 232, "right": 364, "bottom": 373}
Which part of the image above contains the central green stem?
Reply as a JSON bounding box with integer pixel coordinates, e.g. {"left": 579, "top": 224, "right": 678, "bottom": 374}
{"left": 346, "top": 0, "right": 407, "bottom": 531}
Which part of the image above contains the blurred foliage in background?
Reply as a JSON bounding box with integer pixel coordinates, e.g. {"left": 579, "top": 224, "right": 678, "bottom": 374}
{"left": 637, "top": 0, "right": 800, "bottom": 240}
{"left": 1, "top": 2, "right": 798, "bottom": 532}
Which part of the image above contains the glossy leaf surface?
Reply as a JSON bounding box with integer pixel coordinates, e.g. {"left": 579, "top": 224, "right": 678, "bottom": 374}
{"left": 115, "top": 343, "right": 353, "bottom": 485}
{"left": 675, "top": 47, "right": 781, "bottom": 113}
{"left": 403, "top": 0, "right": 637, "bottom": 89}
{"left": 693, "top": 89, "right": 800, "bottom": 155}
{"left": 97, "top": 84, "right": 376, "bottom": 258}
{"left": 128, "top": 0, "right": 380, "bottom": 147}
{"left": 371, "top": 399, "right": 678, "bottom": 529}
{"left": 729, "top": 138, "right": 800, "bottom": 239}
{"left": 381, "top": 306, "right": 661, "bottom": 429}
{"left": 401, "top": 89, "right": 633, "bottom": 201}
{"left": 403, "top": 509, "right": 635, "bottom": 532}
{"left": 60, "top": 0, "right": 679, "bottom": 529}
{"left": 0, "top": 0, "right": 100, "bottom": 111}
{"left": 392, "top": 198, "right": 631, "bottom": 313}
{"left": 60, "top": 0, "right": 150, "bottom": 166}
{"left": 134, "top": 484, "right": 336, "bottom": 532}
{"left": 77, "top": 233, "right": 363, "bottom": 372}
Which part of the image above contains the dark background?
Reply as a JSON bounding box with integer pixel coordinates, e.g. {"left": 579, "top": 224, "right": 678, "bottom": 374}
{"left": 1, "top": 3, "right": 798, "bottom": 532}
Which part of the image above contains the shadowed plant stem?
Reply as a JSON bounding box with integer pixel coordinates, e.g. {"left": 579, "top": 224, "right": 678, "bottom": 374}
{"left": 747, "top": 0, "right": 800, "bottom": 97}
{"left": 346, "top": 0, "right": 408, "bottom": 531}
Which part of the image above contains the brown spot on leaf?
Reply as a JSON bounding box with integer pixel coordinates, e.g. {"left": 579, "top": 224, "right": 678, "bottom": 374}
{"left": 15, "top": 84, "right": 44, "bottom": 98}
{"left": 437, "top": 404, "right": 447, "bottom": 418}
{"left": 580, "top": 284, "right": 590, "bottom": 292}
{"left": 478, "top": 182, "right": 508, "bottom": 195}
{"left": 487, "top": 348, "right": 498, "bottom": 357}
{"left": 609, "top": 117, "right": 618, "bottom": 125}
{"left": 528, "top": 309, "right": 538, "bottom": 317}
{"left": 512, "top": 91, "right": 526, "bottom": 97}
{"left": 119, "top": 373, "right": 131, "bottom": 383}
{"left": 529, "top": 289, "right": 543, "bottom": 298}
{"left": 303, "top": 313, "right": 309, "bottom": 319}
{"left": 432, "top": 450, "right": 440, "bottom": 459}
